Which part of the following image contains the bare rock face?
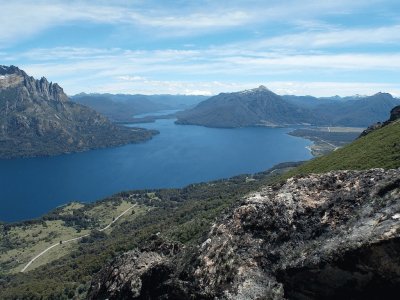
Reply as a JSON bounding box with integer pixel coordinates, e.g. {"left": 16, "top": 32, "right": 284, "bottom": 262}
{"left": 89, "top": 169, "right": 400, "bottom": 299}
{"left": 191, "top": 168, "right": 400, "bottom": 299}
{"left": 88, "top": 238, "right": 183, "bottom": 300}
{"left": 88, "top": 250, "right": 167, "bottom": 299}
{"left": 0, "top": 65, "right": 157, "bottom": 158}
{"left": 389, "top": 105, "right": 400, "bottom": 122}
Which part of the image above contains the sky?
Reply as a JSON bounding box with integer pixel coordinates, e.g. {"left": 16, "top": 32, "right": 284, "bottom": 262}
{"left": 0, "top": 0, "right": 399, "bottom": 96}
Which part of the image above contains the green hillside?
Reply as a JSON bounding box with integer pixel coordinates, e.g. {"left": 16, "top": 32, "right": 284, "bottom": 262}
{"left": 286, "top": 120, "right": 400, "bottom": 177}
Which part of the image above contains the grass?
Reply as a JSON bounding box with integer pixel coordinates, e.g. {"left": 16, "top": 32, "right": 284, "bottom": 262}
{"left": 1, "top": 119, "right": 399, "bottom": 298}
{"left": 285, "top": 120, "right": 400, "bottom": 178}
{"left": 58, "top": 202, "right": 85, "bottom": 216}
{"left": 0, "top": 200, "right": 147, "bottom": 274}
{"left": 85, "top": 200, "right": 137, "bottom": 228}
{"left": 0, "top": 220, "right": 90, "bottom": 274}
{"left": 0, "top": 168, "right": 285, "bottom": 299}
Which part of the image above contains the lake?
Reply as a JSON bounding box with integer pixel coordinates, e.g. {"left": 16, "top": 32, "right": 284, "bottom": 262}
{"left": 0, "top": 119, "right": 312, "bottom": 222}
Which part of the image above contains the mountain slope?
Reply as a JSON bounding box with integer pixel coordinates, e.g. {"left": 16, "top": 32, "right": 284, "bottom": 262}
{"left": 85, "top": 168, "right": 400, "bottom": 300}
{"left": 0, "top": 66, "right": 157, "bottom": 158}
{"left": 1, "top": 106, "right": 400, "bottom": 299}
{"left": 176, "top": 86, "right": 317, "bottom": 127}
{"left": 86, "top": 108, "right": 400, "bottom": 300}
{"left": 71, "top": 93, "right": 169, "bottom": 122}
{"left": 177, "top": 87, "right": 400, "bottom": 128}
{"left": 313, "top": 92, "right": 400, "bottom": 127}
{"left": 72, "top": 93, "right": 207, "bottom": 122}
{"left": 285, "top": 106, "right": 400, "bottom": 177}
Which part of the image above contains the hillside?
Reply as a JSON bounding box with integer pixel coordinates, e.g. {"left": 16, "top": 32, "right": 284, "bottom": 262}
{"left": 313, "top": 92, "right": 400, "bottom": 127}
{"left": 0, "top": 66, "right": 157, "bottom": 158}
{"left": 176, "top": 87, "right": 400, "bottom": 128}
{"left": 71, "top": 94, "right": 169, "bottom": 122}
{"left": 176, "top": 86, "right": 316, "bottom": 127}
{"left": 1, "top": 107, "right": 399, "bottom": 299}
{"left": 72, "top": 93, "right": 207, "bottom": 123}
{"left": 286, "top": 106, "right": 400, "bottom": 177}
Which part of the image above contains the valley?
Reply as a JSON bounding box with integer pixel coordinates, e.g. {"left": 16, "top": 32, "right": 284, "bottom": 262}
{"left": 0, "top": 109, "right": 399, "bottom": 298}
{"left": 1, "top": 1, "right": 399, "bottom": 298}
{"left": 0, "top": 118, "right": 312, "bottom": 222}
{"left": 0, "top": 200, "right": 148, "bottom": 275}
{"left": 288, "top": 126, "right": 364, "bottom": 156}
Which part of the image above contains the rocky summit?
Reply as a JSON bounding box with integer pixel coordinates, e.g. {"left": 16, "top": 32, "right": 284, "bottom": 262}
{"left": 89, "top": 168, "right": 400, "bottom": 299}
{"left": 0, "top": 66, "right": 157, "bottom": 158}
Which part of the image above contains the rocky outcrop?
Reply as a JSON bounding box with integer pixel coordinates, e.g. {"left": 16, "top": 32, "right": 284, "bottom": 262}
{"left": 359, "top": 105, "right": 400, "bottom": 137}
{"left": 88, "top": 238, "right": 183, "bottom": 300}
{"left": 389, "top": 105, "right": 400, "bottom": 122}
{"left": 89, "top": 168, "right": 400, "bottom": 299}
{"left": 0, "top": 66, "right": 157, "bottom": 158}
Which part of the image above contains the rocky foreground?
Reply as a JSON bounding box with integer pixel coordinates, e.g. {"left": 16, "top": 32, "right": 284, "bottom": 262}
{"left": 0, "top": 66, "right": 157, "bottom": 158}
{"left": 89, "top": 168, "right": 400, "bottom": 299}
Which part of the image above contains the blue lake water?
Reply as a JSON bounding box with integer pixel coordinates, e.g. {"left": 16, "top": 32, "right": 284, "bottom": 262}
{"left": 0, "top": 119, "right": 312, "bottom": 222}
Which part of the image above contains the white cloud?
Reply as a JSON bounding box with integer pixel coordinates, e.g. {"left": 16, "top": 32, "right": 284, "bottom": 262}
{"left": 74, "top": 78, "right": 400, "bottom": 97}
{"left": 8, "top": 46, "right": 398, "bottom": 96}
{"left": 247, "top": 25, "right": 400, "bottom": 50}
{"left": 0, "top": 1, "right": 255, "bottom": 44}
{"left": 0, "top": 0, "right": 388, "bottom": 45}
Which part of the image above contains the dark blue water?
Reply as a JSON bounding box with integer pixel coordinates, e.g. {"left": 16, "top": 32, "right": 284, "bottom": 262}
{"left": 0, "top": 119, "right": 312, "bottom": 222}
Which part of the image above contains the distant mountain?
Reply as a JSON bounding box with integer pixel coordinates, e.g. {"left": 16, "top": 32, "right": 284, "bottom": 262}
{"left": 314, "top": 92, "right": 400, "bottom": 127}
{"left": 176, "top": 86, "right": 316, "bottom": 127}
{"left": 72, "top": 93, "right": 208, "bottom": 122}
{"left": 177, "top": 86, "right": 400, "bottom": 128}
{"left": 281, "top": 95, "right": 323, "bottom": 108}
{"left": 71, "top": 93, "right": 168, "bottom": 122}
{"left": 0, "top": 66, "right": 157, "bottom": 158}
{"left": 359, "top": 104, "right": 400, "bottom": 137}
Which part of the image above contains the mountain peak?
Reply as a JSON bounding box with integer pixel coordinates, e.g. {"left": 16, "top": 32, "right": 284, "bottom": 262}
{"left": 372, "top": 92, "right": 393, "bottom": 99}
{"left": 0, "top": 66, "right": 158, "bottom": 158}
{"left": 239, "top": 85, "right": 273, "bottom": 95}
{"left": 256, "top": 85, "right": 268, "bottom": 91}
{"left": 0, "top": 65, "right": 68, "bottom": 102}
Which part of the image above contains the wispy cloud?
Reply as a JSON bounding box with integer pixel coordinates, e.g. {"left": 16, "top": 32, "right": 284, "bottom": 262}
{"left": 1, "top": 0, "right": 398, "bottom": 96}
{"left": 8, "top": 46, "right": 399, "bottom": 96}
{"left": 0, "top": 0, "right": 388, "bottom": 45}
{"left": 246, "top": 25, "right": 400, "bottom": 50}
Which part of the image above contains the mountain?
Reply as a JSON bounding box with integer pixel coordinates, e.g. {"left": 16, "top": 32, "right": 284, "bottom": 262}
{"left": 71, "top": 93, "right": 170, "bottom": 122}
{"left": 285, "top": 105, "right": 400, "bottom": 177}
{"left": 88, "top": 168, "right": 400, "bottom": 300}
{"left": 1, "top": 107, "right": 399, "bottom": 299}
{"left": 177, "top": 87, "right": 400, "bottom": 128}
{"left": 313, "top": 92, "right": 400, "bottom": 127}
{"left": 72, "top": 93, "right": 208, "bottom": 122}
{"left": 0, "top": 66, "right": 157, "bottom": 158}
{"left": 176, "top": 86, "right": 316, "bottom": 127}
{"left": 87, "top": 108, "right": 400, "bottom": 299}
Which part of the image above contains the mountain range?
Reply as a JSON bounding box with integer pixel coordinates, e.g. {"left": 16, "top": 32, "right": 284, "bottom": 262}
{"left": 2, "top": 104, "right": 399, "bottom": 299}
{"left": 72, "top": 93, "right": 207, "bottom": 123}
{"left": 176, "top": 86, "right": 400, "bottom": 128}
{"left": 0, "top": 66, "right": 157, "bottom": 158}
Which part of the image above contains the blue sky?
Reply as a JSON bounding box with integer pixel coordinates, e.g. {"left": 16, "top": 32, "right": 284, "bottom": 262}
{"left": 0, "top": 0, "right": 399, "bottom": 96}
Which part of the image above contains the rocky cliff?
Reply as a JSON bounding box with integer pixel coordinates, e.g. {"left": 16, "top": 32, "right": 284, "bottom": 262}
{"left": 0, "top": 66, "right": 157, "bottom": 158}
{"left": 88, "top": 168, "right": 400, "bottom": 299}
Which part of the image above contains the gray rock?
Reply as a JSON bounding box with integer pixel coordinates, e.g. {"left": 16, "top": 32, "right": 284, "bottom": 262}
{"left": 89, "top": 169, "right": 400, "bottom": 299}
{"left": 0, "top": 65, "right": 157, "bottom": 158}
